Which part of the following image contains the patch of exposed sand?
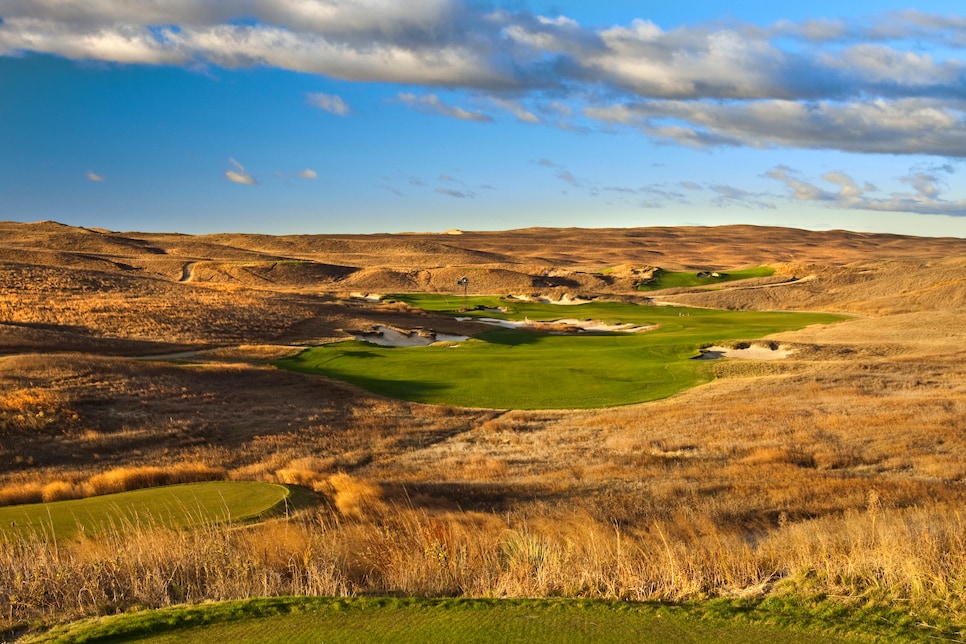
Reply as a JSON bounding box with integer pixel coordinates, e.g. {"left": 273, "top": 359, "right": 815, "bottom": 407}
{"left": 507, "top": 294, "right": 594, "bottom": 305}
{"left": 349, "top": 292, "right": 383, "bottom": 302}
{"left": 694, "top": 344, "right": 793, "bottom": 360}
{"left": 354, "top": 326, "right": 469, "bottom": 347}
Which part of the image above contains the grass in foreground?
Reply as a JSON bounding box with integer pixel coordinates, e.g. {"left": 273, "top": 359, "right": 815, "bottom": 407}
{"left": 637, "top": 266, "right": 776, "bottom": 291}
{"left": 22, "top": 595, "right": 945, "bottom": 644}
{"left": 0, "top": 481, "right": 290, "bottom": 540}
{"left": 277, "top": 297, "right": 842, "bottom": 409}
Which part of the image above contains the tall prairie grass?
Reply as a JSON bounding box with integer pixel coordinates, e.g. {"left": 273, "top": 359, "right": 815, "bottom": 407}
{"left": 0, "top": 464, "right": 226, "bottom": 506}
{"left": 3, "top": 493, "right": 964, "bottom": 633}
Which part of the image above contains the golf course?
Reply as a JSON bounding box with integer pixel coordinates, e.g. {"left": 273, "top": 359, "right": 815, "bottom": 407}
{"left": 277, "top": 295, "right": 843, "bottom": 408}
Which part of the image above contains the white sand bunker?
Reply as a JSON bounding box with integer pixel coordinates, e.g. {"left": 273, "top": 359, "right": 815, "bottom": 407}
{"left": 456, "top": 317, "right": 658, "bottom": 334}
{"left": 354, "top": 326, "right": 469, "bottom": 347}
{"left": 350, "top": 292, "right": 383, "bottom": 302}
{"left": 695, "top": 344, "right": 793, "bottom": 360}
{"left": 507, "top": 294, "right": 594, "bottom": 305}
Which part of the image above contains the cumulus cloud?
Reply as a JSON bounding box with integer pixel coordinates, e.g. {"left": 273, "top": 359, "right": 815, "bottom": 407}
{"left": 85, "top": 170, "right": 105, "bottom": 182}
{"left": 225, "top": 157, "right": 256, "bottom": 185}
{"left": 297, "top": 168, "right": 318, "bottom": 179}
{"left": 307, "top": 92, "right": 350, "bottom": 115}
{"left": 6, "top": 4, "right": 966, "bottom": 158}
{"left": 766, "top": 164, "right": 966, "bottom": 216}
{"left": 396, "top": 93, "right": 492, "bottom": 122}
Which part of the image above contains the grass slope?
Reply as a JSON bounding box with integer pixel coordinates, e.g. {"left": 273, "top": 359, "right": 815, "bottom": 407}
{"left": 637, "top": 266, "right": 775, "bottom": 291}
{"left": 277, "top": 296, "right": 842, "bottom": 409}
{"left": 0, "top": 481, "right": 290, "bottom": 540}
{"left": 24, "top": 596, "right": 945, "bottom": 644}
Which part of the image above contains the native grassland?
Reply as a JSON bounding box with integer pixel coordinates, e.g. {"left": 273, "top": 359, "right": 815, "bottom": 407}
{"left": 2, "top": 221, "right": 966, "bottom": 638}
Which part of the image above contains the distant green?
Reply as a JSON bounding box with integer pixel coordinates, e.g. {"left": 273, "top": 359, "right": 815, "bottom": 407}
{"left": 277, "top": 296, "right": 842, "bottom": 409}
{"left": 24, "top": 596, "right": 947, "bottom": 644}
{"left": 638, "top": 266, "right": 775, "bottom": 291}
{"left": 0, "top": 482, "right": 290, "bottom": 540}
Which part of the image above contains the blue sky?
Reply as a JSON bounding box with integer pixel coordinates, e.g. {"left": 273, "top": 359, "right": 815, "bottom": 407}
{"left": 3, "top": 1, "right": 966, "bottom": 236}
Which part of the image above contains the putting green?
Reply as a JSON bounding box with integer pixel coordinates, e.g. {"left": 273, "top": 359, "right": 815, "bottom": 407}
{"left": 278, "top": 296, "right": 842, "bottom": 409}
{"left": 0, "top": 481, "right": 291, "bottom": 540}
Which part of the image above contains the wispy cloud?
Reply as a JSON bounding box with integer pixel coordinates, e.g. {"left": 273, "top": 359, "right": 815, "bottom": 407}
{"left": 490, "top": 97, "right": 540, "bottom": 124}
{"left": 766, "top": 163, "right": 966, "bottom": 216}
{"left": 435, "top": 187, "right": 475, "bottom": 199}
{"left": 307, "top": 92, "right": 350, "bottom": 116}
{"left": 297, "top": 168, "right": 318, "bottom": 179}
{"left": 225, "top": 157, "right": 256, "bottom": 185}
{"left": 85, "top": 170, "right": 105, "bottom": 182}
{"left": 396, "top": 93, "right": 492, "bottom": 122}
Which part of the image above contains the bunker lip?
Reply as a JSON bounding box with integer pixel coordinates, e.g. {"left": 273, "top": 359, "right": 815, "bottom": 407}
{"left": 353, "top": 326, "right": 469, "bottom": 347}
{"left": 355, "top": 318, "right": 660, "bottom": 346}
{"left": 694, "top": 344, "right": 793, "bottom": 360}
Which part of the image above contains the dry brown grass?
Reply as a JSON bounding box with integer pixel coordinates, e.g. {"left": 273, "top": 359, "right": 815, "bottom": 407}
{"left": 2, "top": 497, "right": 965, "bottom": 630}
{"left": 3, "top": 222, "right": 966, "bottom": 632}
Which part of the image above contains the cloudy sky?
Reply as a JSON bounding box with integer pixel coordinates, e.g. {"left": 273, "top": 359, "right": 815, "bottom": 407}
{"left": 3, "top": 0, "right": 966, "bottom": 236}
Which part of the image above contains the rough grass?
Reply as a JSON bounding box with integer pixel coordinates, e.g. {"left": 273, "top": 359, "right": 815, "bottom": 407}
{"left": 5, "top": 498, "right": 965, "bottom": 641}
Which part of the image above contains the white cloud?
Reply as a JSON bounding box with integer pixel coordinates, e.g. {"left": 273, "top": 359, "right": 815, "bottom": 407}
{"left": 585, "top": 98, "right": 966, "bottom": 157}
{"left": 766, "top": 164, "right": 966, "bottom": 216}
{"left": 307, "top": 93, "right": 350, "bottom": 116}
{"left": 6, "top": 5, "right": 966, "bottom": 159}
{"left": 490, "top": 97, "right": 540, "bottom": 124}
{"left": 86, "top": 170, "right": 105, "bottom": 182}
{"left": 396, "top": 93, "right": 493, "bottom": 122}
{"left": 297, "top": 168, "right": 318, "bottom": 179}
{"left": 225, "top": 158, "right": 256, "bottom": 185}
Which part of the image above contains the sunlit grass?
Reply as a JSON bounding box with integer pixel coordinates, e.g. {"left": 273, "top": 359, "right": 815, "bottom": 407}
{"left": 277, "top": 297, "right": 842, "bottom": 409}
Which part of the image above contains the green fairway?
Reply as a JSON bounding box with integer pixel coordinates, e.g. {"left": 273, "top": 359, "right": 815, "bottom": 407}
{"left": 0, "top": 481, "right": 291, "bottom": 540}
{"left": 23, "top": 596, "right": 943, "bottom": 644}
{"left": 277, "top": 296, "right": 842, "bottom": 409}
{"left": 637, "top": 266, "right": 775, "bottom": 291}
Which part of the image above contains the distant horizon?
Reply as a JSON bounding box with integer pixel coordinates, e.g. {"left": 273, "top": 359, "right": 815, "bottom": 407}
{"left": 8, "top": 217, "right": 965, "bottom": 241}
{"left": 4, "top": 1, "right": 966, "bottom": 238}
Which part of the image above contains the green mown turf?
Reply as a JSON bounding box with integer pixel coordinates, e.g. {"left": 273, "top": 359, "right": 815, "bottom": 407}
{"left": 24, "top": 596, "right": 952, "bottom": 644}
{"left": 0, "top": 481, "right": 291, "bottom": 540}
{"left": 277, "top": 296, "right": 842, "bottom": 409}
{"left": 638, "top": 266, "right": 775, "bottom": 291}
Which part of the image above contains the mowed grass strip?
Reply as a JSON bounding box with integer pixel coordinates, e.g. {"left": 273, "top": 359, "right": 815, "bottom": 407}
{"left": 277, "top": 297, "right": 842, "bottom": 409}
{"left": 638, "top": 266, "right": 776, "bottom": 291}
{"left": 22, "top": 596, "right": 911, "bottom": 644}
{"left": 0, "top": 481, "right": 290, "bottom": 540}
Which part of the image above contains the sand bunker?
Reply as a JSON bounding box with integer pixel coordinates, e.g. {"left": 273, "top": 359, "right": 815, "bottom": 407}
{"left": 357, "top": 316, "right": 660, "bottom": 347}
{"left": 694, "top": 344, "right": 792, "bottom": 360}
{"left": 457, "top": 317, "right": 658, "bottom": 334}
{"left": 354, "top": 326, "right": 469, "bottom": 347}
{"left": 349, "top": 292, "right": 383, "bottom": 302}
{"left": 507, "top": 294, "right": 594, "bottom": 305}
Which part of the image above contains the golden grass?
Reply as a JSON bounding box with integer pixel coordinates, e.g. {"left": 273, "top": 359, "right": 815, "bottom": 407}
{"left": 0, "top": 464, "right": 226, "bottom": 507}
{"left": 4, "top": 222, "right": 966, "bottom": 633}
{"left": 3, "top": 497, "right": 965, "bottom": 630}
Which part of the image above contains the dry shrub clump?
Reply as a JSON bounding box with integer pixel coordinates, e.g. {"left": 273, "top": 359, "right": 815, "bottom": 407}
{"left": 326, "top": 472, "right": 386, "bottom": 518}
{"left": 0, "top": 464, "right": 227, "bottom": 506}
{"left": 85, "top": 464, "right": 227, "bottom": 496}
